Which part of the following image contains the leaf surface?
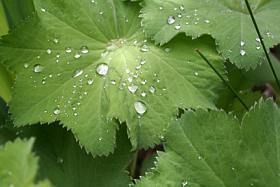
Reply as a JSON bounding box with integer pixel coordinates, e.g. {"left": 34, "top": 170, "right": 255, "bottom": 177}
{"left": 135, "top": 99, "right": 280, "bottom": 187}
{"left": 0, "top": 138, "right": 52, "bottom": 187}
{"left": 141, "top": 0, "right": 280, "bottom": 69}
{"left": 0, "top": 0, "right": 224, "bottom": 155}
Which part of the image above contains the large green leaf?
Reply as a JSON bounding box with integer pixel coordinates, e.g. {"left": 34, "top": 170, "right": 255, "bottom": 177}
{"left": 141, "top": 0, "right": 280, "bottom": 69}
{"left": 0, "top": 138, "right": 52, "bottom": 187}
{"left": 0, "top": 0, "right": 224, "bottom": 155}
{"left": 0, "top": 2, "right": 9, "bottom": 36}
{"left": 135, "top": 99, "right": 280, "bottom": 187}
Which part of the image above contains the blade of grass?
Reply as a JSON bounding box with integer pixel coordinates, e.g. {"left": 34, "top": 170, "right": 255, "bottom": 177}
{"left": 244, "top": 0, "right": 280, "bottom": 90}
{"left": 196, "top": 49, "right": 249, "bottom": 111}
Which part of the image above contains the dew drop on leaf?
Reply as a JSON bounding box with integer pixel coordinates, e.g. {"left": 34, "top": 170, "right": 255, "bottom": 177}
{"left": 134, "top": 101, "right": 147, "bottom": 115}
{"left": 80, "top": 46, "right": 89, "bottom": 54}
{"left": 175, "top": 24, "right": 181, "bottom": 30}
{"left": 73, "top": 69, "right": 84, "bottom": 78}
{"left": 74, "top": 52, "right": 81, "bottom": 59}
{"left": 182, "top": 180, "right": 188, "bottom": 186}
{"left": 96, "top": 63, "right": 109, "bottom": 76}
{"left": 140, "top": 44, "right": 150, "bottom": 52}
{"left": 23, "top": 63, "right": 29, "bottom": 68}
{"left": 240, "top": 49, "right": 246, "bottom": 56}
{"left": 128, "top": 85, "right": 138, "bottom": 94}
{"left": 65, "top": 47, "right": 72, "bottom": 53}
{"left": 167, "top": 16, "right": 176, "bottom": 25}
{"left": 87, "top": 79, "right": 94, "bottom": 85}
{"left": 149, "top": 86, "right": 156, "bottom": 94}
{"left": 53, "top": 108, "right": 61, "bottom": 115}
{"left": 240, "top": 41, "right": 245, "bottom": 47}
{"left": 46, "top": 48, "right": 52, "bottom": 54}
{"left": 33, "top": 64, "right": 44, "bottom": 73}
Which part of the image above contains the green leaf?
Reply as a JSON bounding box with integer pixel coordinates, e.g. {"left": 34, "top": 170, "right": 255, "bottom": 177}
{"left": 0, "top": 0, "right": 224, "bottom": 155}
{"left": 17, "top": 124, "right": 133, "bottom": 187}
{"left": 0, "top": 2, "right": 9, "bottom": 36}
{"left": 0, "top": 64, "right": 13, "bottom": 103}
{"left": 0, "top": 138, "right": 52, "bottom": 187}
{"left": 141, "top": 0, "right": 280, "bottom": 69}
{"left": 135, "top": 99, "right": 280, "bottom": 187}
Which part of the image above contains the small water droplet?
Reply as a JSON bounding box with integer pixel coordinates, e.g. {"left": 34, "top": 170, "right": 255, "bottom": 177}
{"left": 256, "top": 38, "right": 261, "bottom": 42}
{"left": 24, "top": 63, "right": 29, "bottom": 68}
{"left": 40, "top": 8, "right": 46, "bottom": 12}
{"left": 74, "top": 52, "right": 81, "bottom": 59}
{"left": 65, "top": 47, "right": 72, "bottom": 53}
{"left": 134, "top": 101, "right": 147, "bottom": 115}
{"left": 175, "top": 24, "right": 181, "bottom": 30}
{"left": 140, "top": 44, "right": 150, "bottom": 52}
{"left": 204, "top": 19, "right": 210, "bottom": 24}
{"left": 111, "top": 80, "right": 116, "bottom": 85}
{"left": 149, "top": 86, "right": 156, "bottom": 94}
{"left": 57, "top": 157, "right": 64, "bottom": 163}
{"left": 73, "top": 69, "right": 83, "bottom": 78}
{"left": 182, "top": 180, "right": 188, "bottom": 186}
{"left": 53, "top": 108, "right": 61, "bottom": 115}
{"left": 128, "top": 85, "right": 138, "bottom": 94}
{"left": 240, "top": 49, "right": 246, "bottom": 56}
{"left": 167, "top": 16, "right": 176, "bottom": 25}
{"left": 34, "top": 64, "right": 44, "bottom": 73}
{"left": 240, "top": 41, "right": 245, "bottom": 47}
{"left": 87, "top": 79, "right": 94, "bottom": 85}
{"left": 256, "top": 46, "right": 261, "bottom": 50}
{"left": 81, "top": 46, "right": 89, "bottom": 54}
{"left": 179, "top": 5, "right": 185, "bottom": 11}
{"left": 53, "top": 38, "right": 59, "bottom": 44}
{"left": 47, "top": 48, "right": 52, "bottom": 54}
{"left": 96, "top": 63, "right": 109, "bottom": 76}
{"left": 141, "top": 92, "right": 147, "bottom": 97}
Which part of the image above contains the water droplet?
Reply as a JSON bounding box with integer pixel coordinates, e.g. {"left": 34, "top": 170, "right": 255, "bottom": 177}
{"left": 182, "top": 180, "right": 188, "bottom": 186}
{"left": 256, "top": 38, "right": 261, "bottom": 42}
{"left": 81, "top": 46, "right": 89, "bottom": 54}
{"left": 24, "top": 63, "right": 29, "bottom": 68}
{"left": 198, "top": 156, "right": 202, "bottom": 160}
{"left": 140, "top": 44, "right": 150, "bottom": 52}
{"left": 87, "top": 79, "right": 94, "bottom": 85}
{"left": 34, "top": 64, "right": 44, "bottom": 73}
{"left": 134, "top": 101, "right": 147, "bottom": 115}
{"left": 111, "top": 80, "right": 116, "bottom": 85}
{"left": 47, "top": 48, "right": 52, "bottom": 54}
{"left": 194, "top": 72, "right": 199, "bottom": 76}
{"left": 40, "top": 8, "right": 46, "bottom": 12}
{"left": 167, "top": 16, "right": 176, "bottom": 25}
{"left": 240, "top": 41, "right": 245, "bottom": 47}
{"left": 141, "top": 92, "right": 147, "bottom": 97}
{"left": 149, "top": 86, "right": 156, "bottom": 94}
{"left": 73, "top": 69, "right": 83, "bottom": 78}
{"left": 128, "top": 85, "right": 138, "bottom": 94}
{"left": 74, "top": 52, "right": 81, "bottom": 59}
{"left": 179, "top": 5, "right": 185, "bottom": 11}
{"left": 175, "top": 24, "right": 181, "bottom": 30}
{"left": 53, "top": 108, "right": 61, "bottom": 115}
{"left": 240, "top": 49, "right": 246, "bottom": 56}
{"left": 256, "top": 46, "right": 261, "bottom": 50}
{"left": 53, "top": 38, "right": 59, "bottom": 44}
{"left": 65, "top": 47, "right": 72, "bottom": 53}
{"left": 96, "top": 63, "right": 109, "bottom": 76}
{"left": 204, "top": 19, "right": 210, "bottom": 24}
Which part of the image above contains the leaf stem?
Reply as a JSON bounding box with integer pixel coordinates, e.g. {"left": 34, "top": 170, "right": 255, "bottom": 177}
{"left": 196, "top": 49, "right": 249, "bottom": 111}
{"left": 244, "top": 0, "right": 280, "bottom": 90}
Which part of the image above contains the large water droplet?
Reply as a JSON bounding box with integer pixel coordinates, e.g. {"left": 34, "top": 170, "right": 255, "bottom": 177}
{"left": 34, "top": 64, "right": 44, "bottom": 73}
{"left": 81, "top": 46, "right": 89, "bottom": 54}
{"left": 73, "top": 69, "right": 83, "bottom": 78}
{"left": 134, "top": 101, "right": 147, "bottom": 115}
{"left": 167, "top": 16, "right": 176, "bottom": 25}
{"left": 96, "top": 63, "right": 109, "bottom": 76}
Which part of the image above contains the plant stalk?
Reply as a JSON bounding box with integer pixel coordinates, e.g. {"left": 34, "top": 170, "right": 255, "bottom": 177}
{"left": 244, "top": 0, "right": 280, "bottom": 90}
{"left": 196, "top": 49, "right": 249, "bottom": 111}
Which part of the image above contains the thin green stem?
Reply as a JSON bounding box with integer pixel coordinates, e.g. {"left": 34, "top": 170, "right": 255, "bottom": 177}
{"left": 196, "top": 49, "right": 249, "bottom": 111}
{"left": 244, "top": 0, "right": 280, "bottom": 90}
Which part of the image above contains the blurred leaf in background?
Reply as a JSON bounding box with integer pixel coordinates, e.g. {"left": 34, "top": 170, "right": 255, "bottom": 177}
{"left": 0, "top": 0, "right": 35, "bottom": 103}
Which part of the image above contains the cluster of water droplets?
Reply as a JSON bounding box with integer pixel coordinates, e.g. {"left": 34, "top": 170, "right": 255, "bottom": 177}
{"left": 165, "top": 5, "right": 211, "bottom": 31}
